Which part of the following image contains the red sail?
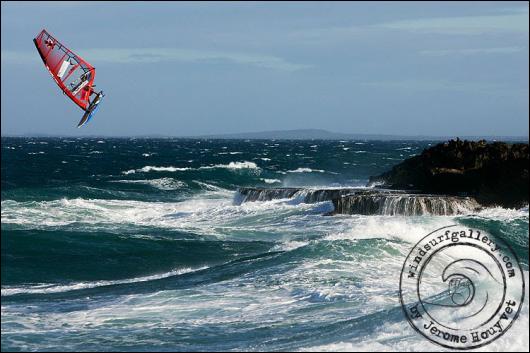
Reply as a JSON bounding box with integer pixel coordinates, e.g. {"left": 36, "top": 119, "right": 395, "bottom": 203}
{"left": 33, "top": 29, "right": 95, "bottom": 111}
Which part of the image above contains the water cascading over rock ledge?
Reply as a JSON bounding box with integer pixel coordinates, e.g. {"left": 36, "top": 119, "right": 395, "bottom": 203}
{"left": 235, "top": 187, "right": 360, "bottom": 204}
{"left": 235, "top": 187, "right": 481, "bottom": 216}
{"left": 332, "top": 191, "right": 481, "bottom": 216}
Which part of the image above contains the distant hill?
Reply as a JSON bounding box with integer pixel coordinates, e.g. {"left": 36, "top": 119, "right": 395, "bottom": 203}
{"left": 191, "top": 129, "right": 529, "bottom": 141}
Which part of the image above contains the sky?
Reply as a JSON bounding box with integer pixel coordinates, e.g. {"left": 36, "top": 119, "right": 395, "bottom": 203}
{"left": 1, "top": 1, "right": 529, "bottom": 137}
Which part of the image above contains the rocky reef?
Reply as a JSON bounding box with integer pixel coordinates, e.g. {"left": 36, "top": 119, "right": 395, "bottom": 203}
{"left": 235, "top": 139, "right": 527, "bottom": 216}
{"left": 368, "top": 139, "right": 529, "bottom": 209}
{"left": 235, "top": 187, "right": 481, "bottom": 216}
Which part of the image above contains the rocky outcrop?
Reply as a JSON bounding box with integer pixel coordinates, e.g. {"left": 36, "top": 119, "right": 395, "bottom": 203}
{"left": 368, "top": 139, "right": 529, "bottom": 208}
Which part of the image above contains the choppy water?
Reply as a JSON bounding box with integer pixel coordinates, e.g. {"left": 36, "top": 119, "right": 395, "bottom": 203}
{"left": 1, "top": 137, "right": 528, "bottom": 351}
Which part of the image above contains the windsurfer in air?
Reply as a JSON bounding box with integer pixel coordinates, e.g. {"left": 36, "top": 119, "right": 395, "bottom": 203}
{"left": 33, "top": 29, "right": 105, "bottom": 127}
{"left": 84, "top": 85, "right": 104, "bottom": 110}
{"left": 76, "top": 85, "right": 104, "bottom": 127}
{"left": 70, "top": 72, "right": 90, "bottom": 93}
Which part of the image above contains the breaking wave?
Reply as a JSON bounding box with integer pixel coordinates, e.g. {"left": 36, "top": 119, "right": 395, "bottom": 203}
{"left": 1, "top": 267, "right": 208, "bottom": 296}
{"left": 122, "top": 161, "right": 260, "bottom": 175}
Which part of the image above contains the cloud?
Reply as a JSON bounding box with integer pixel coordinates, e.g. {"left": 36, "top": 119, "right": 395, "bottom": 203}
{"left": 289, "top": 9, "right": 529, "bottom": 44}
{"left": 377, "top": 12, "right": 529, "bottom": 35}
{"left": 1, "top": 47, "right": 312, "bottom": 72}
{"left": 419, "top": 46, "right": 526, "bottom": 56}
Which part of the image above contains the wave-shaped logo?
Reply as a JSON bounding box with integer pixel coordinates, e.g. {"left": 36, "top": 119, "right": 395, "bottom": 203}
{"left": 420, "top": 258, "right": 505, "bottom": 331}
{"left": 399, "top": 225, "right": 524, "bottom": 350}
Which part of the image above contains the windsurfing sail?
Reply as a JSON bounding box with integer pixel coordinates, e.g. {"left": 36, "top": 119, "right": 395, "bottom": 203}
{"left": 33, "top": 29, "right": 96, "bottom": 112}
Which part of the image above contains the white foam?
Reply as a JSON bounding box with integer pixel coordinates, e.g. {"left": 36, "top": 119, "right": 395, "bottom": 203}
{"left": 191, "top": 180, "right": 230, "bottom": 194}
{"left": 110, "top": 178, "right": 186, "bottom": 190}
{"left": 325, "top": 215, "right": 455, "bottom": 244}
{"left": 121, "top": 161, "right": 259, "bottom": 175}
{"left": 202, "top": 161, "right": 259, "bottom": 170}
{"left": 261, "top": 178, "right": 281, "bottom": 184}
{"left": 467, "top": 205, "right": 530, "bottom": 221}
{"left": 271, "top": 240, "right": 308, "bottom": 252}
{"left": 138, "top": 166, "right": 191, "bottom": 172}
{"left": 366, "top": 180, "right": 385, "bottom": 188}
{"left": 287, "top": 168, "right": 325, "bottom": 173}
{"left": 299, "top": 341, "right": 391, "bottom": 352}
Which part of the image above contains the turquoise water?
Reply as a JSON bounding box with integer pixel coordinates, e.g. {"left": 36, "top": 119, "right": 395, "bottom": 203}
{"left": 2, "top": 137, "right": 528, "bottom": 351}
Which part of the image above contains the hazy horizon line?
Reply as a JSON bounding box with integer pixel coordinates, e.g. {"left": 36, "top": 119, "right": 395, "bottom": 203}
{"left": 2, "top": 128, "right": 528, "bottom": 141}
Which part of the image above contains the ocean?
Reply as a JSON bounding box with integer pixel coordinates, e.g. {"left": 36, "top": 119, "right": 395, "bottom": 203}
{"left": 1, "top": 137, "right": 528, "bottom": 351}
